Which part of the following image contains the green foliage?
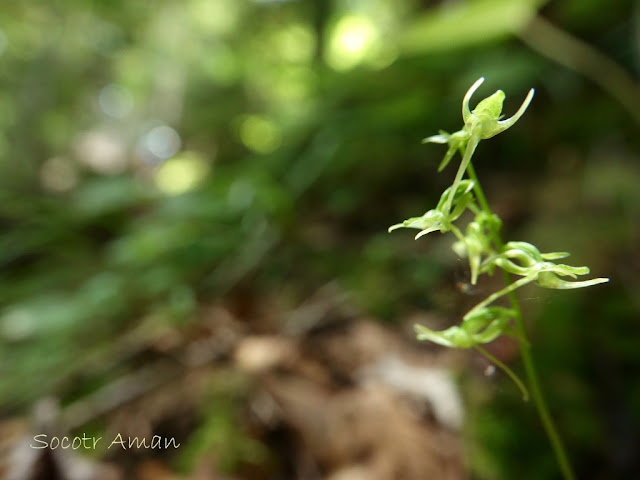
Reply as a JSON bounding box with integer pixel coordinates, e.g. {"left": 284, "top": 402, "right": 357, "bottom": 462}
{"left": 402, "top": 0, "right": 550, "bottom": 54}
{"left": 175, "top": 372, "right": 266, "bottom": 475}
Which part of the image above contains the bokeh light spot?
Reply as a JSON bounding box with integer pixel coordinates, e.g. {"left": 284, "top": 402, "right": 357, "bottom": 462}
{"left": 146, "top": 126, "right": 181, "bottom": 159}
{"left": 189, "top": 0, "right": 239, "bottom": 35}
{"left": 238, "top": 115, "right": 282, "bottom": 154}
{"left": 137, "top": 125, "right": 182, "bottom": 165}
{"left": 74, "top": 130, "right": 128, "bottom": 174}
{"left": 326, "top": 15, "right": 380, "bottom": 71}
{"left": 154, "top": 151, "right": 209, "bottom": 195}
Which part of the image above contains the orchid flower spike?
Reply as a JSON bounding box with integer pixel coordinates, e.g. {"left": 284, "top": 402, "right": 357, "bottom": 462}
{"left": 462, "top": 77, "right": 535, "bottom": 140}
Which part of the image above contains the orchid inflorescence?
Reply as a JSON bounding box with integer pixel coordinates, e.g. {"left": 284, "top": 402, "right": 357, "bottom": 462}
{"left": 389, "top": 77, "right": 609, "bottom": 354}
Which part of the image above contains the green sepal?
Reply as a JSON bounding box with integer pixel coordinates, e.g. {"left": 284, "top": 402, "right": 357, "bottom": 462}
{"left": 472, "top": 90, "right": 505, "bottom": 122}
{"left": 537, "top": 272, "right": 610, "bottom": 289}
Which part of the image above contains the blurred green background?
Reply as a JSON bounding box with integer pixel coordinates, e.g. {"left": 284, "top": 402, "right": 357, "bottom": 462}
{"left": 1, "top": 0, "right": 639, "bottom": 479}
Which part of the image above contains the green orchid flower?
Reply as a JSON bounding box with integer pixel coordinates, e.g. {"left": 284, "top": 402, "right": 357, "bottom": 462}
{"left": 414, "top": 306, "right": 515, "bottom": 349}
{"left": 487, "top": 241, "right": 610, "bottom": 289}
{"left": 434, "top": 78, "right": 535, "bottom": 214}
{"left": 388, "top": 180, "right": 475, "bottom": 238}
{"left": 452, "top": 211, "right": 502, "bottom": 284}
{"left": 462, "top": 77, "right": 535, "bottom": 140}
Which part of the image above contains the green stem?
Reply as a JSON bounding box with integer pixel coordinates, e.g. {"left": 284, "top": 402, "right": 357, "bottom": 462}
{"left": 466, "top": 159, "right": 576, "bottom": 480}
{"left": 466, "top": 161, "right": 491, "bottom": 215}
{"left": 444, "top": 134, "right": 479, "bottom": 214}
{"left": 474, "top": 345, "right": 529, "bottom": 401}
{"left": 508, "top": 292, "right": 576, "bottom": 480}
{"left": 464, "top": 275, "right": 534, "bottom": 319}
{"left": 450, "top": 224, "right": 466, "bottom": 244}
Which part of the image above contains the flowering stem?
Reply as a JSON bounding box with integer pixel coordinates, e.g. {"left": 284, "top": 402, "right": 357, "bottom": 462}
{"left": 465, "top": 162, "right": 491, "bottom": 216}
{"left": 443, "top": 134, "right": 479, "bottom": 214}
{"left": 464, "top": 275, "right": 533, "bottom": 319}
{"left": 466, "top": 160, "right": 576, "bottom": 480}
{"left": 509, "top": 293, "right": 576, "bottom": 480}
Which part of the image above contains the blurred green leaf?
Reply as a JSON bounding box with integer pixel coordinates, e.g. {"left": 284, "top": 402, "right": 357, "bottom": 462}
{"left": 402, "top": 0, "right": 549, "bottom": 54}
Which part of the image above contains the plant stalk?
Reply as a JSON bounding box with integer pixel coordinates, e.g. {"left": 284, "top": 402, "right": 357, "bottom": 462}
{"left": 444, "top": 135, "right": 479, "bottom": 214}
{"left": 509, "top": 296, "right": 576, "bottom": 480}
{"left": 464, "top": 275, "right": 533, "bottom": 319}
{"left": 466, "top": 161, "right": 576, "bottom": 480}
